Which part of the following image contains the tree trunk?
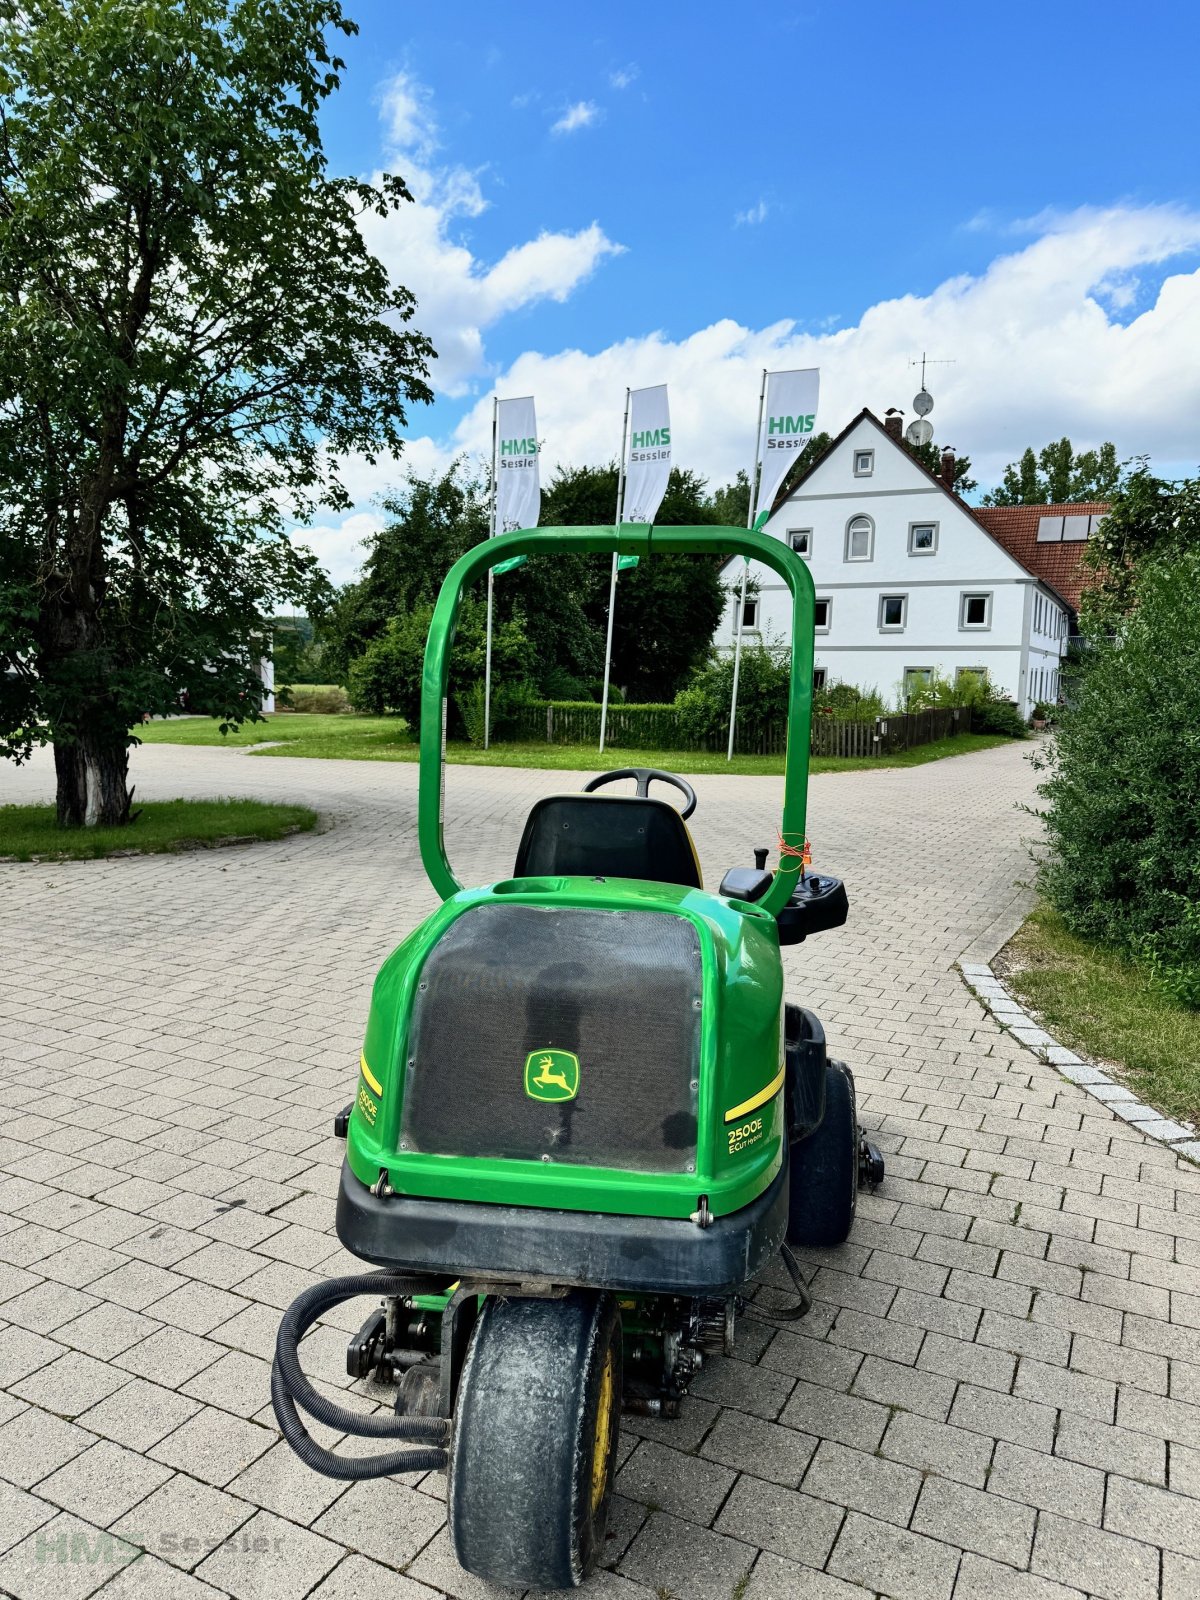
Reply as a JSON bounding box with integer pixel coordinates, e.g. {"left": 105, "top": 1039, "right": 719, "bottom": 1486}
{"left": 53, "top": 734, "right": 133, "bottom": 828}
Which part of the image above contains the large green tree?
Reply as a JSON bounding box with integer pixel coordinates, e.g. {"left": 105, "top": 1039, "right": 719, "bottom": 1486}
{"left": 0, "top": 0, "right": 431, "bottom": 825}
{"left": 981, "top": 439, "right": 1121, "bottom": 507}
{"left": 542, "top": 464, "right": 727, "bottom": 701}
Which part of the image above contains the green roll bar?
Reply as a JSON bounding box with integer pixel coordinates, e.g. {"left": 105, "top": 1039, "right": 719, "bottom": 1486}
{"left": 419, "top": 523, "right": 816, "bottom": 918}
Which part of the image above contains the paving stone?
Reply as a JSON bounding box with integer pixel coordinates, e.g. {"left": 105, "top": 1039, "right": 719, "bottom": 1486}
{"left": 149, "top": 1406, "right": 274, "bottom": 1487}
{"left": 0, "top": 1405, "right": 94, "bottom": 1488}
{"left": 112, "top": 1326, "right": 224, "bottom": 1389}
{"left": 852, "top": 1353, "right": 957, "bottom": 1420}
{"left": 615, "top": 1439, "right": 735, "bottom": 1526}
{"left": 311, "top": 1477, "right": 445, "bottom": 1570}
{"left": 304, "top": 1553, "right": 441, "bottom": 1600}
{"left": 949, "top": 1383, "right": 1057, "bottom": 1452}
{"left": 0, "top": 1323, "right": 61, "bottom": 1385}
{"left": 1104, "top": 1473, "right": 1200, "bottom": 1557}
{"left": 53, "top": 1304, "right": 161, "bottom": 1361}
{"left": 913, "top": 1475, "right": 1035, "bottom": 1566}
{"left": 1163, "top": 1552, "right": 1200, "bottom": 1600}
{"left": 1053, "top": 1411, "right": 1167, "bottom": 1484}
{"left": 699, "top": 1408, "right": 817, "bottom": 1488}
{"left": 879, "top": 1409, "right": 994, "bottom": 1488}
{"left": 778, "top": 1378, "right": 889, "bottom": 1451}
{"left": 0, "top": 1478, "right": 56, "bottom": 1553}
{"left": 827, "top": 1509, "right": 960, "bottom": 1600}
{"left": 953, "top": 1552, "right": 1089, "bottom": 1599}
{"left": 0, "top": 1509, "right": 140, "bottom": 1599}
{"left": 77, "top": 1378, "right": 201, "bottom": 1453}
{"left": 35, "top": 1439, "right": 173, "bottom": 1527}
{"left": 112, "top": 1475, "right": 253, "bottom": 1572}
{"left": 688, "top": 1353, "right": 794, "bottom": 1419}
{"left": 743, "top": 1551, "right": 878, "bottom": 1600}
{"left": 802, "top": 1437, "right": 922, "bottom": 1525}
{"left": 193, "top": 1507, "right": 342, "bottom": 1600}
{"left": 619, "top": 1510, "right": 755, "bottom": 1599}
{"left": 1031, "top": 1510, "right": 1159, "bottom": 1600}
{"left": 80, "top": 1554, "right": 229, "bottom": 1598}
{"left": 710, "top": 1476, "right": 844, "bottom": 1569}
{"left": 988, "top": 1440, "right": 1104, "bottom": 1523}
{"left": 12, "top": 1350, "right": 129, "bottom": 1418}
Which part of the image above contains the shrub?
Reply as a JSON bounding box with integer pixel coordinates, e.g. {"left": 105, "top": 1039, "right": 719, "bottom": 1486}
{"left": 971, "top": 697, "right": 1027, "bottom": 738}
{"left": 672, "top": 643, "right": 791, "bottom": 747}
{"left": 1036, "top": 549, "right": 1200, "bottom": 1006}
{"left": 281, "top": 684, "right": 350, "bottom": 714}
{"left": 813, "top": 681, "right": 887, "bottom": 722}
{"left": 347, "top": 600, "right": 529, "bottom": 731}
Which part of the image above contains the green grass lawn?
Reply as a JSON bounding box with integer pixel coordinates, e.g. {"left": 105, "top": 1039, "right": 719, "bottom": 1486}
{"left": 136, "top": 715, "right": 1012, "bottom": 776}
{"left": 0, "top": 798, "right": 319, "bottom": 862}
{"left": 1000, "top": 904, "right": 1200, "bottom": 1128}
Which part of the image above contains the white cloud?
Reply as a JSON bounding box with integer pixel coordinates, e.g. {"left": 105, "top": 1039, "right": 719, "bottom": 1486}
{"left": 358, "top": 73, "right": 623, "bottom": 397}
{"left": 298, "top": 203, "right": 1200, "bottom": 585}
{"left": 735, "top": 200, "right": 769, "bottom": 227}
{"left": 551, "top": 101, "right": 600, "bottom": 135}
{"left": 444, "top": 205, "right": 1200, "bottom": 493}
{"left": 292, "top": 511, "right": 385, "bottom": 588}
{"left": 609, "top": 65, "right": 638, "bottom": 89}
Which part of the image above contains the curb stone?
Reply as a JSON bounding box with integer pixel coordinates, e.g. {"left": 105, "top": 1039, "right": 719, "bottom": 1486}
{"left": 958, "top": 960, "right": 1200, "bottom": 1166}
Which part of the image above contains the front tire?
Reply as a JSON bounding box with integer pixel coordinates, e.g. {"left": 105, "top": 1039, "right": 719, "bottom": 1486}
{"left": 447, "top": 1290, "right": 622, "bottom": 1589}
{"left": 787, "top": 1060, "right": 858, "bottom": 1247}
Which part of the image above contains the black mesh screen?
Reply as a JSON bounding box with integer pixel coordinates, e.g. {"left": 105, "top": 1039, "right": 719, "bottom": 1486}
{"left": 400, "top": 904, "right": 701, "bottom": 1172}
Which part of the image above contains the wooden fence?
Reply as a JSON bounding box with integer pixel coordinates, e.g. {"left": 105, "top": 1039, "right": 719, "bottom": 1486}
{"left": 502, "top": 700, "right": 969, "bottom": 758}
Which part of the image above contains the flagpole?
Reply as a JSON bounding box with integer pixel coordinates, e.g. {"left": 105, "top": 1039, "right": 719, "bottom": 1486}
{"left": 727, "top": 369, "right": 767, "bottom": 762}
{"left": 484, "top": 395, "right": 498, "bottom": 751}
{"left": 598, "top": 387, "right": 631, "bottom": 756}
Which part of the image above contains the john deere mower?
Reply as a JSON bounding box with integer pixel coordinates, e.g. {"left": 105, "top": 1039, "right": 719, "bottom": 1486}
{"left": 271, "top": 522, "right": 884, "bottom": 1589}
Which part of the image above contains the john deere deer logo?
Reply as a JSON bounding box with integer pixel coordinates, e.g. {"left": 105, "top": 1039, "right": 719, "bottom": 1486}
{"left": 524, "top": 1049, "right": 580, "bottom": 1103}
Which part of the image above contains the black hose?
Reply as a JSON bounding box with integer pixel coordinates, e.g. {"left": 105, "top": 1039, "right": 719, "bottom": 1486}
{"left": 271, "top": 1271, "right": 451, "bottom": 1480}
{"left": 753, "top": 1243, "right": 813, "bottom": 1322}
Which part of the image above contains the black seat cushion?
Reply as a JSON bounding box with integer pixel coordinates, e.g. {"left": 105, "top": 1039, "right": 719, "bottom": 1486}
{"left": 513, "top": 795, "right": 701, "bottom": 888}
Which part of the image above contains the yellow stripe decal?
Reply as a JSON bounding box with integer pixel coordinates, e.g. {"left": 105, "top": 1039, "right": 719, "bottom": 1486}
{"left": 360, "top": 1053, "right": 384, "bottom": 1097}
{"left": 724, "top": 1065, "right": 786, "bottom": 1124}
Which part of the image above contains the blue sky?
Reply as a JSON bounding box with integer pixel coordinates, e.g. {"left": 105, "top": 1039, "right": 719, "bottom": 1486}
{"left": 300, "top": 1, "right": 1200, "bottom": 580}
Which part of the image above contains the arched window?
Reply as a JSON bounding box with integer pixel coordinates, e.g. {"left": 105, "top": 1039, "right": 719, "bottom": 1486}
{"left": 845, "top": 515, "right": 874, "bottom": 562}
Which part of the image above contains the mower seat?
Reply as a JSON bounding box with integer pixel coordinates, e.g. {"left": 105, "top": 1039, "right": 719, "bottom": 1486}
{"left": 513, "top": 794, "right": 702, "bottom": 888}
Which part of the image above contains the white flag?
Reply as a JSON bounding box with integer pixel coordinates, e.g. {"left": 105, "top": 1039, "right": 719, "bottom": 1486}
{"left": 622, "top": 384, "right": 671, "bottom": 524}
{"left": 495, "top": 395, "right": 540, "bottom": 533}
{"left": 754, "top": 368, "right": 820, "bottom": 523}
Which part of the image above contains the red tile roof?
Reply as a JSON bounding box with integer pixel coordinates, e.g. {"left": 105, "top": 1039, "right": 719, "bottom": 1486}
{"left": 972, "top": 502, "right": 1110, "bottom": 612}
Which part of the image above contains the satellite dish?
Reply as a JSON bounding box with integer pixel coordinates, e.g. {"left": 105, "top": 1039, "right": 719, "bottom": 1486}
{"left": 913, "top": 388, "right": 934, "bottom": 417}
{"left": 906, "top": 419, "right": 934, "bottom": 446}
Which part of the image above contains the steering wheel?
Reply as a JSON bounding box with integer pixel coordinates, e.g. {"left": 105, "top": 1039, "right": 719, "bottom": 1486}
{"left": 583, "top": 766, "right": 697, "bottom": 820}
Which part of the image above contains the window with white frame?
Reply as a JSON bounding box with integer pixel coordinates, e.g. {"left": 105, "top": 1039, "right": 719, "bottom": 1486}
{"left": 960, "top": 591, "right": 992, "bottom": 630}
{"left": 813, "top": 596, "right": 832, "bottom": 632}
{"left": 903, "top": 667, "right": 933, "bottom": 698}
{"left": 813, "top": 667, "right": 827, "bottom": 689}
{"left": 853, "top": 448, "right": 875, "bottom": 477}
{"left": 845, "top": 514, "right": 874, "bottom": 561}
{"left": 788, "top": 528, "right": 812, "bottom": 558}
{"left": 956, "top": 666, "right": 988, "bottom": 690}
{"left": 908, "top": 521, "right": 938, "bottom": 556}
{"left": 879, "top": 593, "right": 907, "bottom": 631}
{"left": 741, "top": 597, "right": 759, "bottom": 630}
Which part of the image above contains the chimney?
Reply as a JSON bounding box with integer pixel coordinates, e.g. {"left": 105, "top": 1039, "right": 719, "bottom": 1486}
{"left": 940, "top": 447, "right": 956, "bottom": 491}
{"left": 884, "top": 409, "right": 903, "bottom": 441}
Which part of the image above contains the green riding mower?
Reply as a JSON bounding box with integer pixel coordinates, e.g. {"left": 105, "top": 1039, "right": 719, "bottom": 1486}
{"left": 271, "top": 522, "right": 884, "bottom": 1590}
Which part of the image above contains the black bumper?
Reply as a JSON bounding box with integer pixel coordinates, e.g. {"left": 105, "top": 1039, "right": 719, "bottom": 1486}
{"left": 335, "top": 1158, "right": 788, "bottom": 1296}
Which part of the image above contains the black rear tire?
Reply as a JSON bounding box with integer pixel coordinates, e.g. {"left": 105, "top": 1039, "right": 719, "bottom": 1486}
{"left": 787, "top": 1060, "right": 858, "bottom": 1247}
{"left": 447, "top": 1290, "right": 622, "bottom": 1589}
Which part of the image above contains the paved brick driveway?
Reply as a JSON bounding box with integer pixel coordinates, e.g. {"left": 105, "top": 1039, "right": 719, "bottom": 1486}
{"left": 1, "top": 739, "right": 1198, "bottom": 1600}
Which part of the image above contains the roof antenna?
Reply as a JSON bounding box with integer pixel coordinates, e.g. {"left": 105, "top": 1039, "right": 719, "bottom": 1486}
{"left": 905, "top": 352, "right": 954, "bottom": 447}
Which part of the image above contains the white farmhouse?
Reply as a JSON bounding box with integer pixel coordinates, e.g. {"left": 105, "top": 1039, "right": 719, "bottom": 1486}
{"left": 716, "top": 409, "right": 1098, "bottom": 716}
